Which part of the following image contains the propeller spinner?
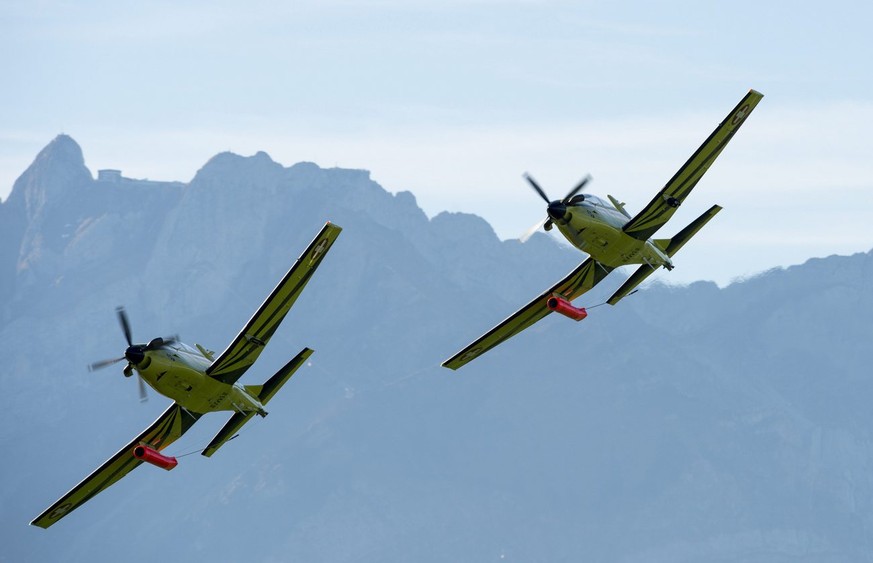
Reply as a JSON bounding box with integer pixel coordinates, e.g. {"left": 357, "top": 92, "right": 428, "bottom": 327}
{"left": 88, "top": 307, "right": 177, "bottom": 402}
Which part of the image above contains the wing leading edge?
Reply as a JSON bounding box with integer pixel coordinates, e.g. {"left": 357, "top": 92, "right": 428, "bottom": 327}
{"left": 622, "top": 89, "right": 763, "bottom": 241}
{"left": 442, "top": 258, "right": 613, "bottom": 370}
{"left": 206, "top": 222, "right": 342, "bottom": 385}
{"left": 31, "top": 404, "right": 201, "bottom": 529}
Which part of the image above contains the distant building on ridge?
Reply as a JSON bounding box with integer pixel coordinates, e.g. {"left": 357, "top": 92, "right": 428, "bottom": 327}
{"left": 97, "top": 169, "right": 122, "bottom": 183}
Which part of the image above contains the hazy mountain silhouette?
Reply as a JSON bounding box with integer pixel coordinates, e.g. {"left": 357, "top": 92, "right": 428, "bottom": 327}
{"left": 2, "top": 135, "right": 872, "bottom": 562}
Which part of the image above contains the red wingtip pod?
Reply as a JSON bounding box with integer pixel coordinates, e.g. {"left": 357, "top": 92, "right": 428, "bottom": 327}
{"left": 547, "top": 296, "right": 588, "bottom": 321}
{"left": 133, "top": 445, "right": 178, "bottom": 471}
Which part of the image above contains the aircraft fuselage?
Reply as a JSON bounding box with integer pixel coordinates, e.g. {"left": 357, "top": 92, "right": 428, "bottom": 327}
{"left": 552, "top": 196, "right": 673, "bottom": 270}
{"left": 132, "top": 342, "right": 266, "bottom": 416}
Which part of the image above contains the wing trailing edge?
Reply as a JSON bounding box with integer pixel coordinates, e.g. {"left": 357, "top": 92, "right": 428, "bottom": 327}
{"left": 621, "top": 89, "right": 762, "bottom": 241}
{"left": 31, "top": 405, "right": 201, "bottom": 529}
{"left": 442, "top": 258, "right": 613, "bottom": 370}
{"left": 206, "top": 222, "right": 340, "bottom": 386}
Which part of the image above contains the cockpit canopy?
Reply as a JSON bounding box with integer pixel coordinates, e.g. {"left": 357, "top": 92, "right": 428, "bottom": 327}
{"left": 568, "top": 194, "right": 609, "bottom": 208}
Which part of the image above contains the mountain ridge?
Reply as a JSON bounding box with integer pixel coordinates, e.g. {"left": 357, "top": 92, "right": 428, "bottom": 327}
{"left": 2, "top": 135, "right": 872, "bottom": 562}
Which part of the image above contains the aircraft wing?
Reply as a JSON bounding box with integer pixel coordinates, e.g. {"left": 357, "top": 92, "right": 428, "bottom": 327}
{"left": 442, "top": 258, "right": 613, "bottom": 370}
{"left": 206, "top": 222, "right": 342, "bottom": 385}
{"left": 31, "top": 404, "right": 201, "bottom": 529}
{"left": 622, "top": 89, "right": 763, "bottom": 241}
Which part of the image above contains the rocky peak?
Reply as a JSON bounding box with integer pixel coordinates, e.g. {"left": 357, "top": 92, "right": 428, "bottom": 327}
{"left": 5, "top": 134, "right": 93, "bottom": 220}
{"left": 189, "top": 150, "right": 284, "bottom": 192}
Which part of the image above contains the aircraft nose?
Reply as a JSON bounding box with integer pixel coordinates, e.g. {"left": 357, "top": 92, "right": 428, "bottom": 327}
{"left": 547, "top": 201, "right": 567, "bottom": 221}
{"left": 125, "top": 346, "right": 145, "bottom": 365}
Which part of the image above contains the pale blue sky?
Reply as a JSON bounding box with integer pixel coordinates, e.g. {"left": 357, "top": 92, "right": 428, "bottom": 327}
{"left": 2, "top": 1, "right": 872, "bottom": 285}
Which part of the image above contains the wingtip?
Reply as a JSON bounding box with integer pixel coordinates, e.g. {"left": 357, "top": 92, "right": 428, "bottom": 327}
{"left": 30, "top": 514, "right": 53, "bottom": 529}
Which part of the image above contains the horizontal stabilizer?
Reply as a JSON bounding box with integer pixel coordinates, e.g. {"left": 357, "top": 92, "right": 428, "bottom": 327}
{"left": 201, "top": 412, "right": 254, "bottom": 458}
{"left": 201, "top": 348, "right": 313, "bottom": 458}
{"left": 607, "top": 264, "right": 658, "bottom": 306}
{"left": 662, "top": 204, "right": 722, "bottom": 257}
{"left": 259, "top": 347, "right": 313, "bottom": 405}
{"left": 607, "top": 205, "right": 722, "bottom": 306}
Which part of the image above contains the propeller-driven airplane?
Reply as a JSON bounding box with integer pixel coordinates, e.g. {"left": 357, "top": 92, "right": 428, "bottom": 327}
{"left": 31, "top": 222, "right": 342, "bottom": 528}
{"left": 443, "top": 90, "right": 763, "bottom": 370}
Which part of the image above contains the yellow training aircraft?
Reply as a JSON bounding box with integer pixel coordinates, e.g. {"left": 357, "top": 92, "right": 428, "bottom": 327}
{"left": 32, "top": 222, "right": 342, "bottom": 528}
{"left": 443, "top": 90, "right": 763, "bottom": 370}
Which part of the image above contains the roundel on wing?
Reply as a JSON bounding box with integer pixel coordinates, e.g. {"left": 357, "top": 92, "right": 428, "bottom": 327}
{"left": 731, "top": 104, "right": 750, "bottom": 126}
{"left": 309, "top": 238, "right": 330, "bottom": 265}
{"left": 458, "top": 347, "right": 483, "bottom": 364}
{"left": 49, "top": 503, "right": 73, "bottom": 520}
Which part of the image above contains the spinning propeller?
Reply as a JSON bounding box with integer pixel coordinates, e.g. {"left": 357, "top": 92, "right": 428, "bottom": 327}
{"left": 520, "top": 173, "right": 592, "bottom": 242}
{"left": 88, "top": 307, "right": 176, "bottom": 402}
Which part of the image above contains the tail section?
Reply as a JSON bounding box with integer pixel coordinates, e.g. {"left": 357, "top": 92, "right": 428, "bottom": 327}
{"left": 257, "top": 347, "right": 313, "bottom": 405}
{"left": 660, "top": 204, "right": 722, "bottom": 258}
{"left": 201, "top": 412, "right": 254, "bottom": 458}
{"left": 201, "top": 347, "right": 314, "bottom": 458}
{"left": 607, "top": 205, "right": 722, "bottom": 305}
{"left": 606, "top": 263, "right": 657, "bottom": 306}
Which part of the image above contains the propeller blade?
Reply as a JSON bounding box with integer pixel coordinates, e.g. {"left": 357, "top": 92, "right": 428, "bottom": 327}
{"left": 520, "top": 217, "right": 548, "bottom": 243}
{"left": 88, "top": 357, "right": 126, "bottom": 372}
{"left": 561, "top": 174, "right": 592, "bottom": 204}
{"left": 116, "top": 306, "right": 133, "bottom": 347}
{"left": 523, "top": 173, "right": 551, "bottom": 204}
{"left": 138, "top": 375, "right": 148, "bottom": 402}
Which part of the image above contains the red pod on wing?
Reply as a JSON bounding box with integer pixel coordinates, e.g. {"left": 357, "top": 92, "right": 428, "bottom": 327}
{"left": 132, "top": 445, "right": 178, "bottom": 471}
{"left": 547, "top": 295, "right": 588, "bottom": 321}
